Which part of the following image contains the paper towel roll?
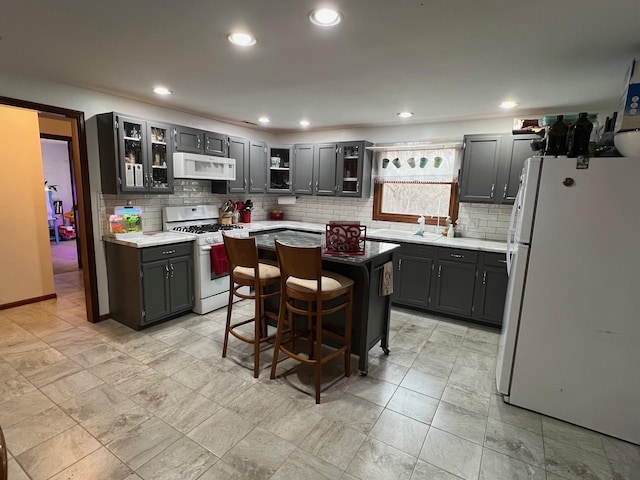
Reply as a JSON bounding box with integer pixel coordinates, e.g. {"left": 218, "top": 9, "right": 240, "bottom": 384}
{"left": 277, "top": 196, "right": 296, "bottom": 205}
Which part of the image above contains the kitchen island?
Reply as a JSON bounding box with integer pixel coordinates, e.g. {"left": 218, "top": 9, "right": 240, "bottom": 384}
{"left": 252, "top": 229, "right": 399, "bottom": 374}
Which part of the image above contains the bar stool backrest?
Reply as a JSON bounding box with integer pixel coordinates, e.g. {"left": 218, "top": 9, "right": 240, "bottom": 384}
{"left": 223, "top": 233, "right": 260, "bottom": 270}
{"left": 275, "top": 240, "right": 323, "bottom": 286}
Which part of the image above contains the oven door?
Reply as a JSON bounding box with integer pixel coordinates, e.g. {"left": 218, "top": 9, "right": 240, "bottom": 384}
{"left": 198, "top": 244, "right": 230, "bottom": 298}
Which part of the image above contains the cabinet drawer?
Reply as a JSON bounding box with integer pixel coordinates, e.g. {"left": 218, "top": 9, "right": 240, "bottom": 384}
{"left": 398, "top": 243, "right": 437, "bottom": 258}
{"left": 141, "top": 242, "right": 193, "bottom": 262}
{"left": 482, "top": 252, "right": 508, "bottom": 268}
{"left": 438, "top": 248, "right": 478, "bottom": 264}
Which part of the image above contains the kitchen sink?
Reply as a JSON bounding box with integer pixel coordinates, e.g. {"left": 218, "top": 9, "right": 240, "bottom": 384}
{"left": 368, "top": 229, "right": 442, "bottom": 241}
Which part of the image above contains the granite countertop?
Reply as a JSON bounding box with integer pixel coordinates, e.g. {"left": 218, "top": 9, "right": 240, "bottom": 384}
{"left": 252, "top": 229, "right": 399, "bottom": 265}
{"left": 243, "top": 221, "right": 507, "bottom": 254}
{"left": 102, "top": 220, "right": 507, "bottom": 254}
{"left": 103, "top": 231, "right": 196, "bottom": 248}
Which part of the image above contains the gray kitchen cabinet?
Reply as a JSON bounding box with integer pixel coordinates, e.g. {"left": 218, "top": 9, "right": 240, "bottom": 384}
{"left": 391, "top": 243, "right": 506, "bottom": 327}
{"left": 267, "top": 144, "right": 293, "bottom": 193}
{"left": 226, "top": 136, "right": 249, "bottom": 194}
{"left": 337, "top": 141, "right": 373, "bottom": 198}
{"left": 173, "top": 125, "right": 228, "bottom": 157}
{"left": 97, "top": 112, "right": 174, "bottom": 194}
{"left": 460, "top": 133, "right": 539, "bottom": 204}
{"left": 473, "top": 252, "right": 508, "bottom": 326}
{"left": 501, "top": 135, "right": 538, "bottom": 203}
{"left": 314, "top": 143, "right": 338, "bottom": 195}
{"left": 393, "top": 244, "right": 436, "bottom": 308}
{"left": 293, "top": 144, "right": 314, "bottom": 195}
{"left": 249, "top": 141, "right": 267, "bottom": 193}
{"left": 105, "top": 241, "right": 194, "bottom": 329}
{"left": 431, "top": 248, "right": 478, "bottom": 317}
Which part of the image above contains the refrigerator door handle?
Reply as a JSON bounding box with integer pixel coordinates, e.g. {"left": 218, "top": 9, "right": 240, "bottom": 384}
{"left": 506, "top": 187, "right": 522, "bottom": 275}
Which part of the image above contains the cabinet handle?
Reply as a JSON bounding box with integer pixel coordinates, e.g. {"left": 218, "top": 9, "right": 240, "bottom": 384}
{"left": 498, "top": 259, "right": 507, "bottom": 264}
{"left": 243, "top": 178, "right": 247, "bottom": 189}
{"left": 398, "top": 259, "right": 402, "bottom": 271}
{"left": 356, "top": 181, "right": 360, "bottom": 192}
{"left": 197, "top": 136, "right": 201, "bottom": 149}
{"left": 450, "top": 253, "right": 464, "bottom": 259}
{"left": 250, "top": 178, "right": 254, "bottom": 188}
{"left": 164, "top": 265, "right": 169, "bottom": 278}
{"left": 315, "top": 181, "right": 319, "bottom": 191}
{"left": 438, "top": 265, "right": 442, "bottom": 278}
{"left": 502, "top": 183, "right": 508, "bottom": 199}
{"left": 482, "top": 271, "right": 487, "bottom": 285}
{"left": 334, "top": 184, "right": 338, "bottom": 192}
{"left": 308, "top": 181, "right": 312, "bottom": 191}
{"left": 173, "top": 128, "right": 177, "bottom": 149}
{"left": 170, "top": 264, "right": 174, "bottom": 278}
{"left": 206, "top": 139, "right": 210, "bottom": 150}
{"left": 162, "top": 249, "right": 176, "bottom": 255}
{"left": 490, "top": 183, "right": 495, "bottom": 199}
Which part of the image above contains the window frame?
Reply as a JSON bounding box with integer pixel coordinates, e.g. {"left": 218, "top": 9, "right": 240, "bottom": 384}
{"left": 372, "top": 180, "right": 460, "bottom": 226}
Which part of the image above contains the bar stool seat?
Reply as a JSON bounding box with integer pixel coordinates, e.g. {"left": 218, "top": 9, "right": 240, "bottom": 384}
{"left": 270, "top": 240, "right": 353, "bottom": 403}
{"left": 222, "top": 233, "right": 280, "bottom": 378}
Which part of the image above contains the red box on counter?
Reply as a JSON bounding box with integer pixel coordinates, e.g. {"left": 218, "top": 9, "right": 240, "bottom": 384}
{"left": 325, "top": 222, "right": 366, "bottom": 256}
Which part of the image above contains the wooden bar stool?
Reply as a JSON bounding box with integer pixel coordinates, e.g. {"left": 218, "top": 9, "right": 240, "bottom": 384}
{"left": 270, "top": 240, "right": 354, "bottom": 403}
{"left": 0, "top": 425, "right": 7, "bottom": 480}
{"left": 222, "top": 233, "right": 280, "bottom": 378}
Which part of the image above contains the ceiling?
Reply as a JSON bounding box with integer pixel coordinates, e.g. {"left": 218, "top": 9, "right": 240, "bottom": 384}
{"left": 2, "top": 0, "right": 639, "bottom": 132}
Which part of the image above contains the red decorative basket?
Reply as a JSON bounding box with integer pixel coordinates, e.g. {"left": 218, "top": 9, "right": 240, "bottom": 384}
{"left": 325, "top": 222, "right": 366, "bottom": 255}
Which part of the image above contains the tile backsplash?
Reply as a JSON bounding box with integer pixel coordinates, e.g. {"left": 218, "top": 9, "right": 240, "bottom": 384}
{"left": 99, "top": 180, "right": 510, "bottom": 242}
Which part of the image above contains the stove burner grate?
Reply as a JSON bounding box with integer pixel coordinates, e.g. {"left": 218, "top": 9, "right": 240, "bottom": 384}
{"left": 172, "top": 223, "right": 244, "bottom": 235}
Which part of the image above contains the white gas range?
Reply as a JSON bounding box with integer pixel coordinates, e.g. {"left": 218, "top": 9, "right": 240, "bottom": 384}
{"left": 163, "top": 205, "right": 249, "bottom": 314}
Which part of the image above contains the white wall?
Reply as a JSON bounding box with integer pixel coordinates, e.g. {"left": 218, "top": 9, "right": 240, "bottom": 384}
{"left": 41, "top": 139, "right": 74, "bottom": 220}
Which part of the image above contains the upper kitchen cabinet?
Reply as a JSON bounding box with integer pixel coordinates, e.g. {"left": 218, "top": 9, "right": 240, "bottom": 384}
{"left": 459, "top": 133, "right": 539, "bottom": 204}
{"left": 173, "top": 125, "right": 228, "bottom": 157}
{"left": 293, "top": 144, "right": 314, "bottom": 195}
{"left": 249, "top": 141, "right": 267, "bottom": 193}
{"left": 314, "top": 143, "right": 338, "bottom": 195}
{"left": 337, "top": 141, "right": 373, "bottom": 198}
{"left": 97, "top": 112, "right": 174, "bottom": 194}
{"left": 267, "top": 145, "right": 293, "bottom": 193}
{"left": 226, "top": 136, "right": 249, "bottom": 194}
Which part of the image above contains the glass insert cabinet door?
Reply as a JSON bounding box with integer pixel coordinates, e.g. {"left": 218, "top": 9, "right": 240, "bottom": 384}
{"left": 120, "top": 118, "right": 147, "bottom": 191}
{"left": 340, "top": 142, "right": 361, "bottom": 194}
{"left": 148, "top": 122, "right": 172, "bottom": 191}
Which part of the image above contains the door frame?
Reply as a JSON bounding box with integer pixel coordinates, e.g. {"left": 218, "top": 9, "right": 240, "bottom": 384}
{"left": 0, "top": 96, "right": 100, "bottom": 322}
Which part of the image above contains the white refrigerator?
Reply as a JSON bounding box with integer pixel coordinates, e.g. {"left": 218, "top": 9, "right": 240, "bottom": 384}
{"left": 496, "top": 155, "right": 640, "bottom": 445}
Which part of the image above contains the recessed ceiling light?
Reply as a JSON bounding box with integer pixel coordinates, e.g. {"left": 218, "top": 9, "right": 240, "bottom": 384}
{"left": 258, "top": 116, "right": 270, "bottom": 124}
{"left": 228, "top": 32, "right": 257, "bottom": 47}
{"left": 397, "top": 111, "right": 414, "bottom": 118}
{"left": 309, "top": 8, "right": 342, "bottom": 26}
{"left": 499, "top": 101, "right": 518, "bottom": 109}
{"left": 299, "top": 120, "right": 311, "bottom": 127}
{"left": 153, "top": 86, "right": 172, "bottom": 95}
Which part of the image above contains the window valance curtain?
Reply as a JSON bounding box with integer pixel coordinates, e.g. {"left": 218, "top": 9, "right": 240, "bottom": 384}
{"left": 373, "top": 146, "right": 461, "bottom": 184}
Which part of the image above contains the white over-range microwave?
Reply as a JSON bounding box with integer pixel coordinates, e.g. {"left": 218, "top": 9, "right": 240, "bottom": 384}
{"left": 173, "top": 152, "right": 236, "bottom": 181}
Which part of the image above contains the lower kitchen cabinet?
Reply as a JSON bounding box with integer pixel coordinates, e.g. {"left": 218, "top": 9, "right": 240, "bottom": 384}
{"left": 431, "top": 249, "right": 478, "bottom": 317}
{"left": 391, "top": 243, "right": 507, "bottom": 327}
{"left": 473, "top": 252, "right": 508, "bottom": 326}
{"left": 105, "top": 241, "right": 194, "bottom": 329}
{"left": 393, "top": 245, "right": 436, "bottom": 309}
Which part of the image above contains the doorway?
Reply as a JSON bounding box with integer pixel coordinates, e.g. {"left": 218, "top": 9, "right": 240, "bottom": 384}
{"left": 0, "top": 96, "right": 99, "bottom": 322}
{"left": 41, "top": 137, "right": 80, "bottom": 274}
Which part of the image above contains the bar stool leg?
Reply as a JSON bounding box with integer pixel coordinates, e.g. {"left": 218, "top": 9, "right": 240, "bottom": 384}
{"left": 270, "top": 297, "right": 285, "bottom": 380}
{"left": 315, "top": 309, "right": 323, "bottom": 404}
{"left": 222, "top": 281, "right": 234, "bottom": 359}
{"left": 345, "top": 288, "right": 353, "bottom": 377}
{"left": 253, "top": 286, "right": 261, "bottom": 378}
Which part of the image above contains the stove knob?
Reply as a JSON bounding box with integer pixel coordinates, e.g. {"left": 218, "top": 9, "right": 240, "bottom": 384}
{"left": 205, "top": 236, "right": 214, "bottom": 244}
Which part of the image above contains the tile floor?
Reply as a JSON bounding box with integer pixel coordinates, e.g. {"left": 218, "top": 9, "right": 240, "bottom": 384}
{"left": 1, "top": 270, "right": 638, "bottom": 480}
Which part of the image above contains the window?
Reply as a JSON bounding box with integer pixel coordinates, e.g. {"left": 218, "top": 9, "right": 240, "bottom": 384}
{"left": 372, "top": 146, "right": 461, "bottom": 225}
